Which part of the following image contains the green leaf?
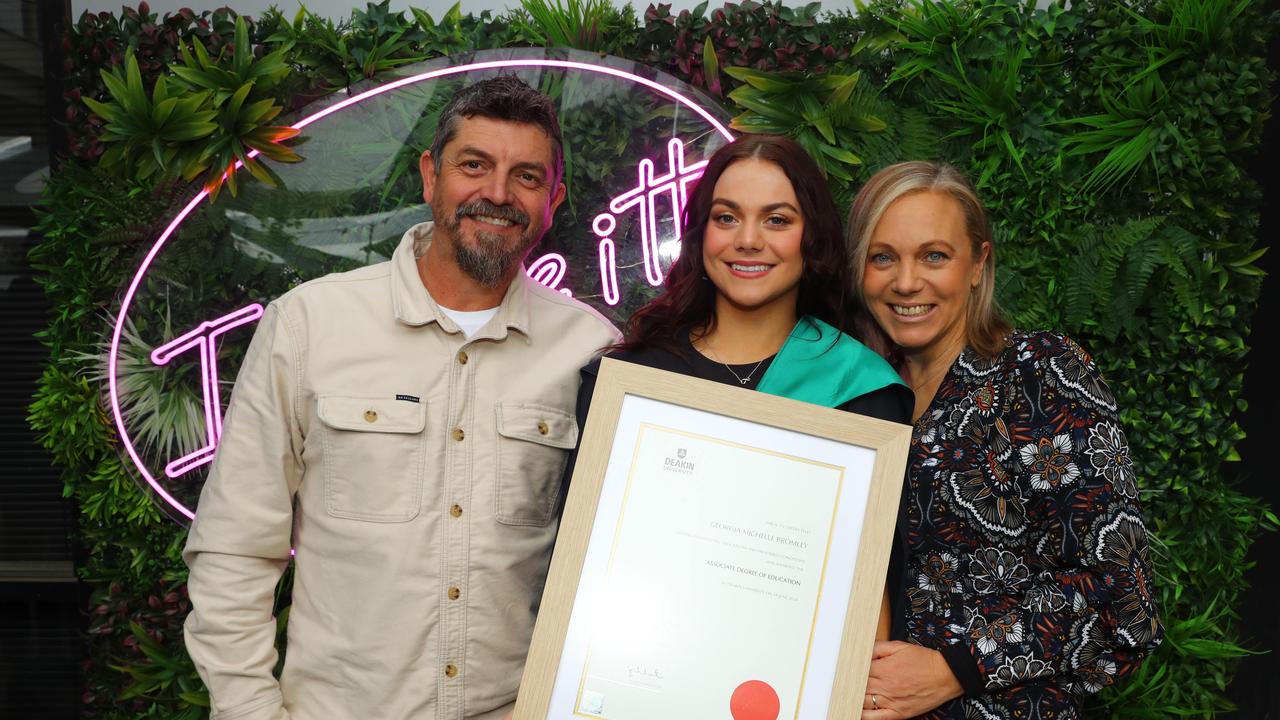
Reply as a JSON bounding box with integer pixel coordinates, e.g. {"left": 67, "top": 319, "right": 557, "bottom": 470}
{"left": 851, "top": 30, "right": 906, "bottom": 56}
{"left": 81, "top": 96, "right": 119, "bottom": 122}
{"left": 1225, "top": 246, "right": 1267, "bottom": 268}
{"left": 151, "top": 96, "right": 178, "bottom": 128}
{"left": 242, "top": 155, "right": 283, "bottom": 187}
{"left": 98, "top": 67, "right": 130, "bottom": 108}
{"left": 192, "top": 35, "right": 214, "bottom": 71}
{"left": 702, "top": 37, "right": 719, "bottom": 88}
{"left": 124, "top": 51, "right": 145, "bottom": 109}
{"left": 410, "top": 7, "right": 435, "bottom": 29}
{"left": 800, "top": 94, "right": 836, "bottom": 144}
{"left": 163, "top": 119, "right": 218, "bottom": 142}
{"left": 233, "top": 16, "right": 251, "bottom": 74}
{"left": 728, "top": 86, "right": 804, "bottom": 125}
{"left": 847, "top": 114, "right": 888, "bottom": 133}
{"left": 224, "top": 82, "right": 254, "bottom": 126}
{"left": 725, "top": 66, "right": 797, "bottom": 93}
{"left": 729, "top": 115, "right": 792, "bottom": 134}
{"left": 818, "top": 143, "right": 862, "bottom": 165}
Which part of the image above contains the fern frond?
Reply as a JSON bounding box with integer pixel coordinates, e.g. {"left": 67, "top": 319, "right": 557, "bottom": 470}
{"left": 1122, "top": 239, "right": 1163, "bottom": 307}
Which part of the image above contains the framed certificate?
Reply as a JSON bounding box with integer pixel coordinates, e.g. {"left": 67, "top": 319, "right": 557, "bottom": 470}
{"left": 516, "top": 358, "right": 911, "bottom": 720}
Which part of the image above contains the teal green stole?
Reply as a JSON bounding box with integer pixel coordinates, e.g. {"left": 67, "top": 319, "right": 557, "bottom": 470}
{"left": 755, "top": 316, "right": 905, "bottom": 408}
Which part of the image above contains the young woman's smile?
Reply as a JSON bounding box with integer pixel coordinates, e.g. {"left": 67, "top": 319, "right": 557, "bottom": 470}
{"left": 702, "top": 158, "right": 805, "bottom": 316}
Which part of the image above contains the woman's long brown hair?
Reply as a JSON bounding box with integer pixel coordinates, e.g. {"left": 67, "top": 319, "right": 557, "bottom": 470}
{"left": 618, "top": 134, "right": 891, "bottom": 357}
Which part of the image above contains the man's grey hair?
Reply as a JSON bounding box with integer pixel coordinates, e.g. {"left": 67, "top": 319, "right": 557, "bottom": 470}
{"left": 429, "top": 75, "right": 565, "bottom": 184}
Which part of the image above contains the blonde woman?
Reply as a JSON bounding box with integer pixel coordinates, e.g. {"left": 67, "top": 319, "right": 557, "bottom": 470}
{"left": 848, "top": 161, "right": 1162, "bottom": 719}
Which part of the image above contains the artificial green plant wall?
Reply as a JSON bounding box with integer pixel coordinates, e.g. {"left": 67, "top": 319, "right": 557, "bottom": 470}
{"left": 30, "top": 1, "right": 1275, "bottom": 717}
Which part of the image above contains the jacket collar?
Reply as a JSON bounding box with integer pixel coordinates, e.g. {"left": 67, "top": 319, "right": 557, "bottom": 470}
{"left": 390, "top": 222, "right": 531, "bottom": 339}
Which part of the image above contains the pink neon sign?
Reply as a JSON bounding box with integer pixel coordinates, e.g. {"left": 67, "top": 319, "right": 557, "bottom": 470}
{"left": 150, "top": 304, "right": 265, "bottom": 477}
{"left": 594, "top": 137, "right": 707, "bottom": 303}
{"left": 109, "top": 55, "right": 734, "bottom": 521}
{"left": 525, "top": 252, "right": 572, "bottom": 297}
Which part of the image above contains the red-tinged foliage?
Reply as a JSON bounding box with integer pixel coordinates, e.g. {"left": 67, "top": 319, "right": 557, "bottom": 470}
{"left": 83, "top": 580, "right": 193, "bottom": 714}
{"left": 638, "top": 1, "right": 850, "bottom": 95}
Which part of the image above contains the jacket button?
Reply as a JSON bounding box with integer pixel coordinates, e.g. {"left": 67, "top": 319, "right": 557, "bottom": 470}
{"left": 447, "top": 586, "right": 461, "bottom": 601}
{"left": 450, "top": 504, "right": 463, "bottom": 518}
{"left": 444, "top": 664, "right": 458, "bottom": 678}
{"left": 457, "top": 351, "right": 468, "bottom": 365}
{"left": 452, "top": 427, "right": 465, "bottom": 441}
{"left": 537, "top": 421, "right": 549, "bottom": 435}
{"left": 363, "top": 410, "right": 377, "bottom": 423}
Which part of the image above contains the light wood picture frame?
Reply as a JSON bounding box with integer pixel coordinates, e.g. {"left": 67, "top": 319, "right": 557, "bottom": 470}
{"left": 515, "top": 358, "right": 912, "bottom": 720}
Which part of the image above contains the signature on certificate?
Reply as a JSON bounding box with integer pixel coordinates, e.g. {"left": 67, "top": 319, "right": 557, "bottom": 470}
{"left": 627, "top": 665, "right": 665, "bottom": 682}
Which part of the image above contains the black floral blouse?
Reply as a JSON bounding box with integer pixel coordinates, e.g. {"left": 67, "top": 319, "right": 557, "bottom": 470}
{"left": 896, "top": 331, "right": 1163, "bottom": 719}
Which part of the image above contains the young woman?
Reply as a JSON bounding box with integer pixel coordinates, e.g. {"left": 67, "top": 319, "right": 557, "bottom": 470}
{"left": 848, "top": 161, "right": 1162, "bottom": 719}
{"left": 550, "top": 138, "right": 913, "bottom": 720}
{"left": 574, "top": 134, "right": 912, "bottom": 433}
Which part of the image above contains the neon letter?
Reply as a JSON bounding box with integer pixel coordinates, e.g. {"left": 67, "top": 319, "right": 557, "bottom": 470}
{"left": 150, "top": 304, "right": 265, "bottom": 478}
{"left": 606, "top": 138, "right": 707, "bottom": 287}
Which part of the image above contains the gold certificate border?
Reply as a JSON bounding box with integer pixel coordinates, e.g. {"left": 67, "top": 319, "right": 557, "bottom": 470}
{"left": 572, "top": 420, "right": 850, "bottom": 720}
{"left": 515, "top": 359, "right": 912, "bottom": 720}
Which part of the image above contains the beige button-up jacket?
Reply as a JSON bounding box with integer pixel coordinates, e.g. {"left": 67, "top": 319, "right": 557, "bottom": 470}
{"left": 184, "top": 223, "right": 620, "bottom": 720}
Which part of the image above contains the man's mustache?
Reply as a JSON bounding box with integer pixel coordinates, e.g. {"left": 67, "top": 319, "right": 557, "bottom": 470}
{"left": 455, "top": 200, "right": 529, "bottom": 227}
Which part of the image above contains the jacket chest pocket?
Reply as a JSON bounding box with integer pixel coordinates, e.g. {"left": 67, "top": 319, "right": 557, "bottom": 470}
{"left": 318, "top": 396, "right": 426, "bottom": 522}
{"left": 494, "top": 403, "right": 578, "bottom": 527}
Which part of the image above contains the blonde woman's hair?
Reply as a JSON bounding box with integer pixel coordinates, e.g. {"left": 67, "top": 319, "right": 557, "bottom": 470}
{"left": 845, "top": 161, "right": 1012, "bottom": 360}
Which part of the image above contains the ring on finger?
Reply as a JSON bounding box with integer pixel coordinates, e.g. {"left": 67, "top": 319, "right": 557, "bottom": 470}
{"left": 872, "top": 695, "right": 879, "bottom": 710}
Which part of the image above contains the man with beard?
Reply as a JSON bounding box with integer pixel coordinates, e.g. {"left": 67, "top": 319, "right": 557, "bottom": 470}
{"left": 183, "top": 75, "right": 619, "bottom": 720}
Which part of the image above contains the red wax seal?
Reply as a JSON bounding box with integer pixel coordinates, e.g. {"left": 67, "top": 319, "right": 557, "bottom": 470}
{"left": 730, "top": 680, "right": 780, "bottom": 720}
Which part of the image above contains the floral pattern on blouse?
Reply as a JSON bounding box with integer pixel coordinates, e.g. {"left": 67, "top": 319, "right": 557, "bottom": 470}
{"left": 904, "top": 331, "right": 1162, "bottom": 719}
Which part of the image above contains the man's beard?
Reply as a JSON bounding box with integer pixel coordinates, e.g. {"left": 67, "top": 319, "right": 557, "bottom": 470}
{"left": 439, "top": 200, "right": 538, "bottom": 287}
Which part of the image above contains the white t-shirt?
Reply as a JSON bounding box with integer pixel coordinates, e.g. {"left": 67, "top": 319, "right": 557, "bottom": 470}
{"left": 439, "top": 306, "right": 499, "bottom": 338}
